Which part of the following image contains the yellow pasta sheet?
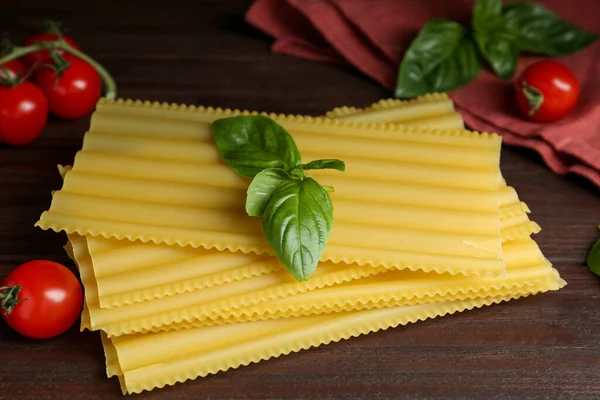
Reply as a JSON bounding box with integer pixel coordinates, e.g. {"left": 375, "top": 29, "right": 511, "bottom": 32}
{"left": 71, "top": 199, "right": 549, "bottom": 337}
{"left": 38, "top": 98, "right": 505, "bottom": 276}
{"left": 325, "top": 93, "right": 464, "bottom": 130}
{"left": 101, "top": 290, "right": 549, "bottom": 395}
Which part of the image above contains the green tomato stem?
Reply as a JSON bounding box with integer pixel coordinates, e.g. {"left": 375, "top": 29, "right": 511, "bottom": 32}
{"left": 521, "top": 80, "right": 544, "bottom": 116}
{"left": 0, "top": 285, "right": 27, "bottom": 316}
{"left": 0, "top": 41, "right": 117, "bottom": 99}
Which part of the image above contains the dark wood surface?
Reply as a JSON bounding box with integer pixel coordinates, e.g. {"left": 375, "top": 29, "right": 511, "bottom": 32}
{"left": 1, "top": 1, "right": 599, "bottom": 399}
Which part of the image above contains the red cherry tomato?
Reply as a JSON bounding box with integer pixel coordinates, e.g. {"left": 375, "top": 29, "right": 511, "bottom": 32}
{"left": 0, "top": 260, "right": 83, "bottom": 339}
{"left": 21, "top": 33, "right": 80, "bottom": 67}
{"left": 0, "top": 59, "right": 26, "bottom": 81}
{"left": 516, "top": 60, "right": 580, "bottom": 123}
{"left": 35, "top": 55, "right": 101, "bottom": 119}
{"left": 0, "top": 81, "right": 48, "bottom": 145}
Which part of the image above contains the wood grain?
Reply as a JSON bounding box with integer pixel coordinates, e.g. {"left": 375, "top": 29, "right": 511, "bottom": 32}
{"left": 1, "top": 1, "right": 599, "bottom": 399}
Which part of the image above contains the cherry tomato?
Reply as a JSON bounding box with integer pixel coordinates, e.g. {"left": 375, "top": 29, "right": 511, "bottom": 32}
{"left": 35, "top": 55, "right": 101, "bottom": 119}
{"left": 0, "top": 260, "right": 83, "bottom": 339}
{"left": 0, "top": 59, "right": 26, "bottom": 81}
{"left": 21, "top": 32, "right": 80, "bottom": 67}
{"left": 0, "top": 81, "right": 48, "bottom": 146}
{"left": 516, "top": 60, "right": 580, "bottom": 123}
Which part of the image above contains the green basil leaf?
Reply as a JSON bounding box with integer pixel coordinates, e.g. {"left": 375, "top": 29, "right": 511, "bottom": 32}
{"left": 395, "top": 19, "right": 481, "bottom": 98}
{"left": 473, "top": 0, "right": 519, "bottom": 78}
{"left": 474, "top": 29, "right": 519, "bottom": 78}
{"left": 245, "top": 168, "right": 294, "bottom": 217}
{"left": 262, "top": 177, "right": 333, "bottom": 281}
{"left": 473, "top": 0, "right": 502, "bottom": 32}
{"left": 300, "top": 159, "right": 346, "bottom": 172}
{"left": 587, "top": 230, "right": 600, "bottom": 277}
{"left": 503, "top": 2, "right": 598, "bottom": 56}
{"left": 213, "top": 115, "right": 301, "bottom": 178}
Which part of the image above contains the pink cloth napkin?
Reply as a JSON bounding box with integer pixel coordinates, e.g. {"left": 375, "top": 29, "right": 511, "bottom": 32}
{"left": 246, "top": 0, "right": 600, "bottom": 188}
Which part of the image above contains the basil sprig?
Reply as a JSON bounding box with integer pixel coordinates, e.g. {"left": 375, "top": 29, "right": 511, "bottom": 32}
{"left": 213, "top": 115, "right": 345, "bottom": 281}
{"left": 395, "top": 0, "right": 598, "bottom": 97}
{"left": 587, "top": 226, "right": 600, "bottom": 277}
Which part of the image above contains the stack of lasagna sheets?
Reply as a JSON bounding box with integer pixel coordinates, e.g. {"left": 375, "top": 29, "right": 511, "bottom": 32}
{"left": 36, "top": 93, "right": 566, "bottom": 395}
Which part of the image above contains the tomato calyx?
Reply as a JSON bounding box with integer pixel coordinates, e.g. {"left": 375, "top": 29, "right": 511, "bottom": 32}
{"left": 0, "top": 66, "right": 20, "bottom": 87}
{"left": 520, "top": 80, "right": 544, "bottom": 116}
{"left": 0, "top": 285, "right": 28, "bottom": 316}
{"left": 47, "top": 51, "right": 72, "bottom": 80}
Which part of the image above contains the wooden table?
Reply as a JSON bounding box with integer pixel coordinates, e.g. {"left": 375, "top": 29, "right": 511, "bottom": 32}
{"left": 1, "top": 1, "right": 599, "bottom": 399}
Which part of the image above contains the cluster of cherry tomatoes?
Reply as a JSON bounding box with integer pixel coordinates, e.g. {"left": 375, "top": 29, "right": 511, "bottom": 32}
{"left": 0, "top": 31, "right": 102, "bottom": 146}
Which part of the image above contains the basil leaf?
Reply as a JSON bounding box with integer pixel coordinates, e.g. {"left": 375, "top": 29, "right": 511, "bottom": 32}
{"left": 587, "top": 229, "right": 600, "bottom": 277}
{"left": 395, "top": 19, "right": 481, "bottom": 98}
{"left": 587, "top": 240, "right": 600, "bottom": 276}
{"left": 473, "top": 0, "right": 502, "bottom": 31}
{"left": 213, "top": 115, "right": 301, "bottom": 178}
{"left": 503, "top": 2, "right": 598, "bottom": 56}
{"left": 300, "top": 159, "right": 346, "bottom": 172}
{"left": 245, "top": 168, "right": 294, "bottom": 217}
{"left": 473, "top": 0, "right": 519, "bottom": 78}
{"left": 474, "top": 29, "right": 519, "bottom": 78}
{"left": 262, "top": 177, "right": 333, "bottom": 281}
